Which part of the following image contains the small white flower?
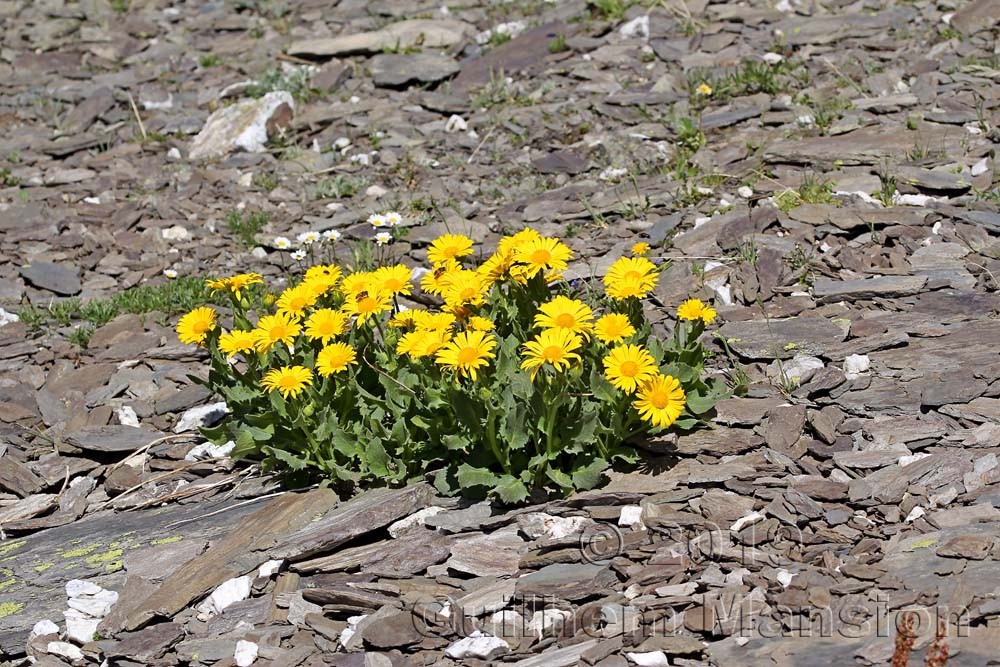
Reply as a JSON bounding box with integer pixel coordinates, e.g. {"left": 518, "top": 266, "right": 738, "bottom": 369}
{"left": 323, "top": 229, "right": 342, "bottom": 242}
{"left": 368, "top": 213, "right": 387, "bottom": 228}
{"left": 273, "top": 236, "right": 292, "bottom": 250}
{"left": 291, "top": 249, "right": 307, "bottom": 261}
{"left": 374, "top": 231, "right": 392, "bottom": 246}
{"left": 163, "top": 269, "right": 178, "bottom": 279}
{"left": 297, "top": 231, "right": 320, "bottom": 246}
{"left": 385, "top": 211, "right": 402, "bottom": 227}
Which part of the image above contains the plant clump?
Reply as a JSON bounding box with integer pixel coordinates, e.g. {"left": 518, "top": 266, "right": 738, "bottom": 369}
{"left": 178, "top": 227, "right": 728, "bottom": 502}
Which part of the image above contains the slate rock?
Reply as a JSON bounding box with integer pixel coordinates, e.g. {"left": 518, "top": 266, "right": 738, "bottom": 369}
{"left": 63, "top": 425, "right": 168, "bottom": 454}
{"left": 371, "top": 54, "right": 459, "bottom": 87}
{"left": 813, "top": 276, "right": 927, "bottom": 303}
{"left": 189, "top": 92, "right": 294, "bottom": 160}
{"left": 515, "top": 563, "right": 618, "bottom": 601}
{"left": 19, "top": 263, "right": 81, "bottom": 296}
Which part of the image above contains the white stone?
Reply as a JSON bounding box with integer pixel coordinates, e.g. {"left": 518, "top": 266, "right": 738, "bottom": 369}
{"left": 475, "top": 21, "right": 525, "bottom": 44}
{"left": 116, "top": 405, "right": 140, "bottom": 427}
{"left": 444, "top": 631, "right": 509, "bottom": 660}
{"left": 0, "top": 308, "right": 19, "bottom": 327}
{"left": 527, "top": 609, "right": 571, "bottom": 639}
{"left": 66, "top": 580, "right": 103, "bottom": 598}
{"left": 598, "top": 167, "right": 628, "bottom": 181}
{"left": 251, "top": 247, "right": 268, "bottom": 259}
{"left": 971, "top": 158, "right": 990, "bottom": 176}
{"left": 517, "top": 513, "right": 591, "bottom": 540}
{"left": 898, "top": 452, "right": 932, "bottom": 467}
{"left": 905, "top": 506, "right": 925, "bottom": 522}
{"left": 189, "top": 91, "right": 295, "bottom": 160}
{"left": 445, "top": 114, "right": 468, "bottom": 132}
{"left": 627, "top": 651, "right": 670, "bottom": 667}
{"left": 161, "top": 225, "right": 189, "bottom": 241}
{"left": 238, "top": 172, "right": 254, "bottom": 187}
{"left": 166, "top": 147, "right": 182, "bottom": 161}
{"left": 234, "top": 639, "right": 259, "bottom": 666}
{"left": 339, "top": 614, "right": 366, "bottom": 648}
{"left": 258, "top": 559, "right": 284, "bottom": 578}
{"left": 730, "top": 511, "right": 765, "bottom": 532}
{"left": 174, "top": 401, "right": 229, "bottom": 433}
{"left": 334, "top": 136, "right": 352, "bottom": 149}
{"left": 771, "top": 353, "right": 824, "bottom": 387}
{"left": 184, "top": 439, "right": 236, "bottom": 462}
{"left": 203, "top": 575, "right": 252, "bottom": 615}
{"left": 843, "top": 354, "right": 870, "bottom": 379}
{"left": 776, "top": 569, "right": 795, "bottom": 588}
{"left": 654, "top": 582, "right": 697, "bottom": 596}
{"left": 619, "top": 15, "right": 650, "bottom": 39}
{"left": 737, "top": 185, "right": 754, "bottom": 198}
{"left": 618, "top": 505, "right": 646, "bottom": 531}
{"left": 67, "top": 588, "right": 119, "bottom": 618}
{"left": 30, "top": 619, "right": 60, "bottom": 640}
{"left": 388, "top": 506, "right": 446, "bottom": 537}
{"left": 64, "top": 608, "right": 100, "bottom": 644}
{"left": 762, "top": 52, "right": 784, "bottom": 65}
{"left": 47, "top": 640, "right": 85, "bottom": 662}
{"left": 366, "top": 184, "right": 388, "bottom": 198}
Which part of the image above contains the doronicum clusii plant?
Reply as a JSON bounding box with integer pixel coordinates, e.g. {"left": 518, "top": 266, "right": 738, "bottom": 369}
{"left": 176, "top": 229, "right": 729, "bottom": 502}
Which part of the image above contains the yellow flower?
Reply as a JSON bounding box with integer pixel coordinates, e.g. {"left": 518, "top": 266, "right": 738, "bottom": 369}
{"left": 341, "top": 271, "right": 374, "bottom": 297}
{"left": 695, "top": 82, "right": 712, "bottom": 96}
{"left": 316, "top": 343, "right": 357, "bottom": 376}
{"left": 276, "top": 284, "right": 317, "bottom": 318}
{"left": 420, "top": 264, "right": 458, "bottom": 296}
{"left": 604, "top": 256, "right": 659, "bottom": 300}
{"left": 389, "top": 309, "right": 419, "bottom": 329}
{"left": 631, "top": 242, "right": 650, "bottom": 256}
{"left": 253, "top": 312, "right": 301, "bottom": 353}
{"left": 514, "top": 236, "right": 573, "bottom": 280}
{"left": 412, "top": 311, "right": 456, "bottom": 331}
{"left": 374, "top": 264, "right": 413, "bottom": 296}
{"left": 305, "top": 264, "right": 343, "bottom": 283}
{"left": 218, "top": 329, "right": 257, "bottom": 357}
{"left": 533, "top": 296, "right": 594, "bottom": 338}
{"left": 206, "top": 273, "right": 263, "bottom": 299}
{"left": 428, "top": 234, "right": 474, "bottom": 267}
{"left": 603, "top": 344, "right": 658, "bottom": 394}
{"left": 261, "top": 365, "right": 313, "bottom": 400}
{"left": 397, "top": 329, "right": 452, "bottom": 359}
{"left": 435, "top": 330, "right": 497, "bottom": 381}
{"left": 342, "top": 290, "right": 392, "bottom": 326}
{"left": 594, "top": 313, "right": 636, "bottom": 344}
{"left": 676, "top": 298, "right": 717, "bottom": 324}
{"left": 304, "top": 308, "right": 348, "bottom": 344}
{"left": 468, "top": 316, "right": 494, "bottom": 332}
{"left": 442, "top": 269, "right": 490, "bottom": 311}
{"left": 520, "top": 328, "right": 583, "bottom": 380}
{"left": 634, "top": 374, "right": 686, "bottom": 428}
{"left": 176, "top": 307, "right": 217, "bottom": 346}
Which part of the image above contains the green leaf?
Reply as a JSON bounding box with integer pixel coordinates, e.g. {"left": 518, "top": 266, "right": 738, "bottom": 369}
{"left": 366, "top": 439, "right": 389, "bottom": 477}
{"left": 442, "top": 434, "right": 470, "bottom": 451}
{"left": 223, "top": 382, "right": 262, "bottom": 404}
{"left": 571, "top": 457, "right": 609, "bottom": 490}
{"left": 456, "top": 463, "right": 499, "bottom": 490}
{"left": 545, "top": 467, "right": 574, "bottom": 491}
{"left": 494, "top": 475, "right": 529, "bottom": 504}
{"left": 264, "top": 446, "right": 308, "bottom": 471}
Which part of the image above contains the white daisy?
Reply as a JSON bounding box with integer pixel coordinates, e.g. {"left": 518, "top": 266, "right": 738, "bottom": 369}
{"left": 368, "top": 213, "right": 387, "bottom": 228}
{"left": 274, "top": 236, "right": 292, "bottom": 250}
{"left": 163, "top": 269, "right": 178, "bottom": 279}
{"left": 323, "top": 230, "right": 342, "bottom": 242}
{"left": 374, "top": 231, "right": 392, "bottom": 246}
{"left": 385, "top": 211, "right": 402, "bottom": 227}
{"left": 297, "top": 231, "right": 320, "bottom": 246}
{"left": 291, "top": 249, "right": 307, "bottom": 261}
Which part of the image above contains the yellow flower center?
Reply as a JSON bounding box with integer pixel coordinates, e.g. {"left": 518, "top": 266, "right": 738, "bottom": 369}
{"left": 650, "top": 389, "right": 670, "bottom": 409}
{"left": 531, "top": 248, "right": 552, "bottom": 265}
{"left": 620, "top": 361, "right": 639, "bottom": 377}
{"left": 269, "top": 325, "right": 288, "bottom": 340}
{"left": 458, "top": 347, "right": 479, "bottom": 364}
{"left": 624, "top": 270, "right": 643, "bottom": 282}
{"left": 383, "top": 278, "right": 402, "bottom": 291}
{"left": 555, "top": 313, "right": 575, "bottom": 328}
{"left": 358, "top": 296, "right": 378, "bottom": 313}
{"left": 279, "top": 376, "right": 298, "bottom": 389}
{"left": 194, "top": 321, "right": 211, "bottom": 334}
{"left": 458, "top": 287, "right": 477, "bottom": 301}
{"left": 542, "top": 345, "right": 565, "bottom": 363}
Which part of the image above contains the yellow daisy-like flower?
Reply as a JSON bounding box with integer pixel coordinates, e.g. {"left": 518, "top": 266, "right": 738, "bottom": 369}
{"left": 676, "top": 298, "right": 717, "bottom": 324}
{"left": 341, "top": 271, "right": 374, "bottom": 297}
{"left": 468, "top": 316, "right": 494, "bottom": 332}
{"left": 218, "top": 329, "right": 257, "bottom": 357}
{"left": 316, "top": 342, "right": 357, "bottom": 376}
{"left": 603, "top": 344, "right": 658, "bottom": 394}
{"left": 253, "top": 312, "right": 301, "bottom": 353}
{"left": 397, "top": 328, "right": 452, "bottom": 359}
{"left": 420, "top": 264, "right": 458, "bottom": 296}
{"left": 342, "top": 290, "right": 392, "bottom": 326}
{"left": 520, "top": 328, "right": 584, "bottom": 380}
{"left": 304, "top": 308, "right": 348, "bottom": 344}
{"left": 427, "top": 234, "right": 474, "bottom": 267}
{"left": 533, "top": 295, "right": 594, "bottom": 338}
{"left": 176, "top": 306, "right": 217, "bottom": 346}
{"left": 412, "top": 310, "right": 456, "bottom": 331}
{"left": 206, "top": 273, "right": 263, "bottom": 300}
{"left": 374, "top": 264, "right": 413, "bottom": 296}
{"left": 695, "top": 82, "right": 712, "bottom": 96}
{"left": 604, "top": 256, "right": 659, "bottom": 300}
{"left": 514, "top": 236, "right": 573, "bottom": 280}
{"left": 261, "top": 365, "right": 313, "bottom": 400}
{"left": 442, "top": 269, "right": 490, "bottom": 311}
{"left": 276, "top": 284, "right": 317, "bottom": 318}
{"left": 435, "top": 330, "right": 497, "bottom": 382}
{"left": 478, "top": 248, "right": 513, "bottom": 285}
{"left": 305, "top": 264, "right": 343, "bottom": 283}
{"left": 594, "top": 313, "right": 636, "bottom": 344}
{"left": 631, "top": 242, "right": 651, "bottom": 256}
{"left": 634, "top": 374, "right": 686, "bottom": 428}
{"left": 389, "top": 309, "right": 419, "bottom": 329}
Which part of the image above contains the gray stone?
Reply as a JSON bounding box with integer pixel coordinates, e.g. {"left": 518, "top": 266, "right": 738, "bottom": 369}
{"left": 371, "top": 54, "right": 459, "bottom": 87}
{"left": 19, "top": 263, "right": 81, "bottom": 296}
{"left": 188, "top": 92, "right": 294, "bottom": 160}
{"left": 813, "top": 276, "right": 927, "bottom": 303}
